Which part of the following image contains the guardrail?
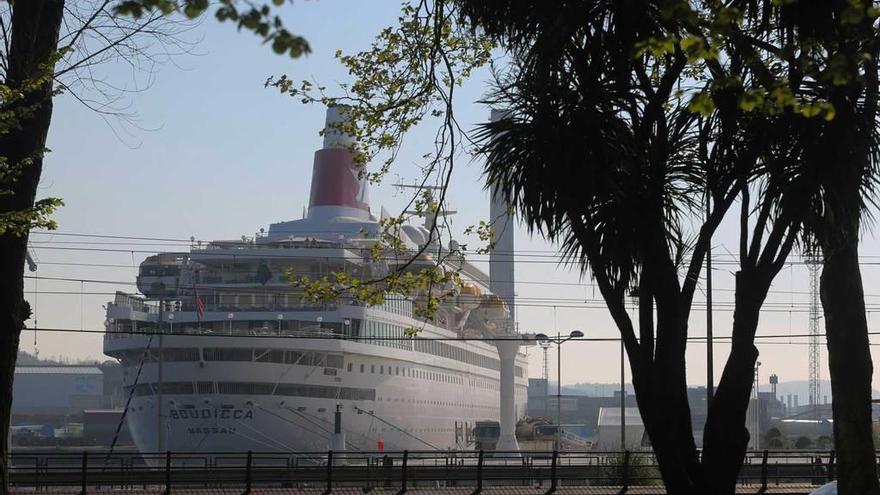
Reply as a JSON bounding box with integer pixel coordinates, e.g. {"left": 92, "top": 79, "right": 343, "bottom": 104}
{"left": 9, "top": 449, "right": 840, "bottom": 492}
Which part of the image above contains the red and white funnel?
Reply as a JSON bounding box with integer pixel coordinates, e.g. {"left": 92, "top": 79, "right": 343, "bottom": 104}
{"left": 307, "top": 106, "right": 372, "bottom": 221}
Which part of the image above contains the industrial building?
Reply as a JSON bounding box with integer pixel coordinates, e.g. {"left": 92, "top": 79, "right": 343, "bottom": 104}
{"left": 12, "top": 365, "right": 105, "bottom": 415}
{"left": 595, "top": 407, "right": 646, "bottom": 450}
{"left": 11, "top": 363, "right": 130, "bottom": 447}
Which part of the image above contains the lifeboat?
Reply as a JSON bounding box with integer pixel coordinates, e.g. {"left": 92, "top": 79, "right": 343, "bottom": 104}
{"left": 477, "top": 294, "right": 510, "bottom": 321}
{"left": 136, "top": 255, "right": 184, "bottom": 297}
{"left": 456, "top": 283, "right": 482, "bottom": 311}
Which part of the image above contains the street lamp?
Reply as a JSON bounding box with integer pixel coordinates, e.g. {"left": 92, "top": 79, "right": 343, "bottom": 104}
{"left": 754, "top": 360, "right": 762, "bottom": 450}
{"left": 276, "top": 314, "right": 284, "bottom": 335}
{"left": 534, "top": 330, "right": 584, "bottom": 450}
{"left": 227, "top": 312, "right": 234, "bottom": 335}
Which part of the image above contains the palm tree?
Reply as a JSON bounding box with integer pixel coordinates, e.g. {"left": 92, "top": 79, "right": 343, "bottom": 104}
{"left": 734, "top": 2, "right": 880, "bottom": 492}
{"left": 460, "top": 0, "right": 835, "bottom": 492}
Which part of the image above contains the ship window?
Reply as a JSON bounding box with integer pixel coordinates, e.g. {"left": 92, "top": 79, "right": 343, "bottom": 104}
{"left": 203, "top": 348, "right": 252, "bottom": 362}
{"left": 380, "top": 365, "right": 384, "bottom": 375}
{"left": 254, "top": 349, "right": 284, "bottom": 364}
{"left": 158, "top": 382, "right": 194, "bottom": 394}
{"left": 360, "top": 364, "right": 365, "bottom": 373}
{"left": 285, "top": 351, "right": 303, "bottom": 364}
{"left": 395, "top": 367, "right": 399, "bottom": 376}
{"left": 303, "top": 352, "right": 325, "bottom": 367}
{"left": 162, "top": 348, "right": 200, "bottom": 362}
{"left": 217, "top": 382, "right": 273, "bottom": 395}
{"left": 126, "top": 383, "right": 154, "bottom": 396}
{"left": 347, "top": 363, "right": 353, "bottom": 372}
{"left": 197, "top": 381, "right": 215, "bottom": 394}
{"left": 326, "top": 354, "right": 343, "bottom": 369}
{"left": 371, "top": 365, "right": 375, "bottom": 373}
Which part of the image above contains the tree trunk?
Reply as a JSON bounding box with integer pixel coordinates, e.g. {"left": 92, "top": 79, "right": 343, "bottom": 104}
{"left": 702, "top": 269, "right": 768, "bottom": 494}
{"left": 640, "top": 387, "right": 703, "bottom": 493}
{"left": 629, "top": 282, "right": 704, "bottom": 494}
{"left": 0, "top": 2, "right": 65, "bottom": 493}
{"left": 815, "top": 84, "right": 880, "bottom": 495}
{"left": 821, "top": 240, "right": 879, "bottom": 495}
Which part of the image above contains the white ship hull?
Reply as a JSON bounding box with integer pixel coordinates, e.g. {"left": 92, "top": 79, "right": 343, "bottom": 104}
{"left": 107, "top": 332, "right": 528, "bottom": 454}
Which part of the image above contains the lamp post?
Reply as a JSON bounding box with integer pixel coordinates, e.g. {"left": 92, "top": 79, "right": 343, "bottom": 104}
{"left": 227, "top": 312, "right": 234, "bottom": 335}
{"left": 276, "top": 314, "right": 284, "bottom": 335}
{"left": 154, "top": 281, "right": 166, "bottom": 453}
{"left": 620, "top": 336, "right": 625, "bottom": 450}
{"left": 754, "top": 360, "right": 762, "bottom": 450}
{"left": 534, "top": 330, "right": 584, "bottom": 450}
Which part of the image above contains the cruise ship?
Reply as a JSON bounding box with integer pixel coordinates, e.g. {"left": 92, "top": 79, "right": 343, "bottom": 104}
{"left": 103, "top": 107, "right": 529, "bottom": 454}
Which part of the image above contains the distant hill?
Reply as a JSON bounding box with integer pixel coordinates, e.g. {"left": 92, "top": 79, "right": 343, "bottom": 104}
{"left": 16, "top": 350, "right": 104, "bottom": 367}
{"left": 549, "top": 382, "right": 635, "bottom": 397}
{"left": 16, "top": 350, "right": 62, "bottom": 366}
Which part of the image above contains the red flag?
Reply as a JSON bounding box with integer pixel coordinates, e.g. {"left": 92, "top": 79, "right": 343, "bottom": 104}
{"left": 193, "top": 275, "right": 205, "bottom": 321}
{"left": 377, "top": 434, "right": 384, "bottom": 452}
{"left": 195, "top": 294, "right": 205, "bottom": 321}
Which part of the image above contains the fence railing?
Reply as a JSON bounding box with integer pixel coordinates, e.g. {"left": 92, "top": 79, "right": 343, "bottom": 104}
{"left": 9, "top": 449, "right": 840, "bottom": 492}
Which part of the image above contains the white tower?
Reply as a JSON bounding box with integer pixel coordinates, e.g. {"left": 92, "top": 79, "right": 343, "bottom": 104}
{"left": 487, "top": 109, "right": 522, "bottom": 454}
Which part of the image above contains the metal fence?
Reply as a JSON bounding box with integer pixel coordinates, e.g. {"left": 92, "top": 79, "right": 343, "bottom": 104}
{"left": 9, "top": 449, "right": 840, "bottom": 492}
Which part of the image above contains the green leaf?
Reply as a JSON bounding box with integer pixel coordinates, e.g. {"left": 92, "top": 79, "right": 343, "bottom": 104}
{"left": 739, "top": 89, "right": 766, "bottom": 112}
{"left": 687, "top": 92, "right": 715, "bottom": 116}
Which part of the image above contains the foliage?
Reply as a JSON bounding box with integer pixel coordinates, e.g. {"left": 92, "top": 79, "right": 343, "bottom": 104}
{"left": 268, "top": 1, "right": 490, "bottom": 182}
{"left": 269, "top": 1, "right": 497, "bottom": 321}
{"left": 795, "top": 436, "right": 814, "bottom": 450}
{"left": 0, "top": 0, "right": 309, "bottom": 237}
{"left": 455, "top": 0, "right": 869, "bottom": 492}
{"left": 114, "top": 0, "right": 310, "bottom": 58}
{"left": 0, "top": 49, "right": 67, "bottom": 237}
{"left": 596, "top": 451, "right": 662, "bottom": 486}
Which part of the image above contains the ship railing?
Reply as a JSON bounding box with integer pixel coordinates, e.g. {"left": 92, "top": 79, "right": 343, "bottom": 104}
{"left": 7, "top": 449, "right": 840, "bottom": 491}
{"left": 104, "top": 324, "right": 349, "bottom": 339}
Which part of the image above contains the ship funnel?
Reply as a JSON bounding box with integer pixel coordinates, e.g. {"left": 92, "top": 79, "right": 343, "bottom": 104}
{"left": 307, "top": 106, "right": 372, "bottom": 221}
{"left": 487, "top": 108, "right": 522, "bottom": 456}
{"left": 488, "top": 108, "right": 515, "bottom": 321}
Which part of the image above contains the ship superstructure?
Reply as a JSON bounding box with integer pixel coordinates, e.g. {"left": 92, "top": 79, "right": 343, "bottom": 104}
{"left": 103, "top": 107, "right": 528, "bottom": 453}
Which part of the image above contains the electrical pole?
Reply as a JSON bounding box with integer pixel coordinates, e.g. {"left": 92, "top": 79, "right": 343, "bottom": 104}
{"left": 540, "top": 340, "right": 551, "bottom": 416}
{"left": 706, "top": 197, "right": 714, "bottom": 406}
{"left": 157, "top": 299, "right": 164, "bottom": 453}
{"left": 557, "top": 332, "right": 561, "bottom": 450}
{"left": 806, "top": 253, "right": 821, "bottom": 420}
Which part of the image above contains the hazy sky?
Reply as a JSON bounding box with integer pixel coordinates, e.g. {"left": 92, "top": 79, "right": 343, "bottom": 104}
{"left": 22, "top": 1, "right": 880, "bottom": 397}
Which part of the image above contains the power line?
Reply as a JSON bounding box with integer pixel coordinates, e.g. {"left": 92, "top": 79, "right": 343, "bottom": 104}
{"left": 32, "top": 260, "right": 880, "bottom": 302}
{"left": 18, "top": 273, "right": 880, "bottom": 309}
{"left": 23, "top": 275, "right": 136, "bottom": 285}
{"left": 23, "top": 325, "right": 880, "bottom": 344}
{"left": 29, "top": 230, "right": 880, "bottom": 260}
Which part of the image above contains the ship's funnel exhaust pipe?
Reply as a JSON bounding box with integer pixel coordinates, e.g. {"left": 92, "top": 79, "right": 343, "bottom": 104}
{"left": 307, "top": 106, "right": 372, "bottom": 221}
{"left": 488, "top": 108, "right": 521, "bottom": 455}
{"left": 488, "top": 109, "right": 515, "bottom": 317}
